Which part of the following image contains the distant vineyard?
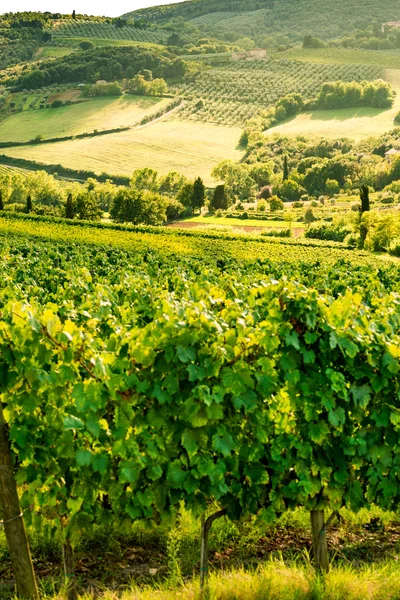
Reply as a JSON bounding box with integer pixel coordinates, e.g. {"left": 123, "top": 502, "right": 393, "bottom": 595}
{"left": 173, "top": 59, "right": 383, "bottom": 125}
{"left": 0, "top": 165, "right": 28, "bottom": 177}
{"left": 52, "top": 20, "right": 168, "bottom": 43}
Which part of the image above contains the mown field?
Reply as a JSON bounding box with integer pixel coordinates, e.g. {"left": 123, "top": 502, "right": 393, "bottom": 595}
{"left": 0, "top": 95, "right": 170, "bottom": 142}
{"left": 1, "top": 120, "right": 243, "bottom": 184}
{"left": 266, "top": 68, "right": 400, "bottom": 140}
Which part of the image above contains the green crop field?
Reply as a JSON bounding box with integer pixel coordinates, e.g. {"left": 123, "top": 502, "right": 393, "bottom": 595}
{"left": 52, "top": 19, "right": 168, "bottom": 43}
{"left": 266, "top": 68, "right": 400, "bottom": 141}
{"left": 0, "top": 95, "right": 170, "bottom": 142}
{"left": 271, "top": 47, "right": 400, "bottom": 69}
{"left": 178, "top": 215, "right": 292, "bottom": 228}
{"left": 173, "top": 59, "right": 383, "bottom": 126}
{"left": 2, "top": 120, "right": 243, "bottom": 184}
{"left": 51, "top": 36, "right": 164, "bottom": 49}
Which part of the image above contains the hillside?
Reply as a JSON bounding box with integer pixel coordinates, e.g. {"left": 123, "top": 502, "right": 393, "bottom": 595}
{"left": 3, "top": 4, "right": 400, "bottom": 600}
{"left": 123, "top": 0, "right": 400, "bottom": 41}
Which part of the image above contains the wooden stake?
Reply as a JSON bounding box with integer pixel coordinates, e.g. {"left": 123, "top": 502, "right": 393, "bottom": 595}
{"left": 200, "top": 508, "right": 227, "bottom": 590}
{"left": 0, "top": 404, "right": 39, "bottom": 600}
{"left": 62, "top": 537, "right": 78, "bottom": 600}
{"left": 310, "top": 509, "right": 329, "bottom": 573}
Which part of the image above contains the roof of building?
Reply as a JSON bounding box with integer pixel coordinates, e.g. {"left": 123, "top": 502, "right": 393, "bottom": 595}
{"left": 385, "top": 148, "right": 400, "bottom": 155}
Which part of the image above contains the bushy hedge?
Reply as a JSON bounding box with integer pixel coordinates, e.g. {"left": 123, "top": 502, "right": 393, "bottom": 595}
{"left": 315, "top": 80, "right": 395, "bottom": 110}
{"left": 305, "top": 221, "right": 353, "bottom": 242}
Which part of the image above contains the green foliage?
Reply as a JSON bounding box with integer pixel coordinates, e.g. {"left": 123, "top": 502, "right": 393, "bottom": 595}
{"left": 192, "top": 177, "right": 205, "bottom": 211}
{"left": 316, "top": 80, "right": 395, "bottom": 110}
{"left": 15, "top": 46, "right": 186, "bottom": 90}
{"left": 127, "top": 74, "right": 168, "bottom": 96}
{"left": 212, "top": 185, "right": 228, "bottom": 210}
{"left": 83, "top": 82, "right": 123, "bottom": 97}
{"left": 79, "top": 40, "right": 95, "bottom": 51}
{"left": 269, "top": 196, "right": 284, "bottom": 211}
{"left": 303, "top": 35, "right": 325, "bottom": 49}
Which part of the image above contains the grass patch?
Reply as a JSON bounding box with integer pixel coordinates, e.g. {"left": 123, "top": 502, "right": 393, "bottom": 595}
{"left": 35, "top": 46, "right": 77, "bottom": 59}
{"left": 0, "top": 95, "right": 169, "bottom": 143}
{"left": 266, "top": 68, "right": 400, "bottom": 141}
{"left": 56, "top": 36, "right": 165, "bottom": 49}
{"left": 181, "top": 215, "right": 292, "bottom": 228}
{"left": 2, "top": 120, "right": 243, "bottom": 185}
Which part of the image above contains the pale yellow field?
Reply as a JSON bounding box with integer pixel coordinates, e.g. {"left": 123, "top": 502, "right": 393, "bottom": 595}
{"left": 266, "top": 69, "right": 400, "bottom": 141}
{"left": 3, "top": 120, "right": 243, "bottom": 184}
{"left": 0, "top": 95, "right": 170, "bottom": 143}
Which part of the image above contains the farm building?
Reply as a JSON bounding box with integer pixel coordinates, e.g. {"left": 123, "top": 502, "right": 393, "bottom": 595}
{"left": 232, "top": 48, "right": 267, "bottom": 61}
{"left": 385, "top": 148, "right": 400, "bottom": 160}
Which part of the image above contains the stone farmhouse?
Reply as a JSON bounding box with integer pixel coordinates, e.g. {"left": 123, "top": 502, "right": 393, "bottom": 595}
{"left": 232, "top": 48, "right": 267, "bottom": 61}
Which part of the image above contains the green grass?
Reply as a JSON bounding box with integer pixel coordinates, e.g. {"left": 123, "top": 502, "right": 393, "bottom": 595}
{"left": 2, "top": 120, "right": 243, "bottom": 185}
{"left": 266, "top": 68, "right": 400, "bottom": 141}
{"left": 271, "top": 47, "right": 400, "bottom": 68}
{"left": 87, "top": 564, "right": 400, "bottom": 600}
{"left": 0, "top": 95, "right": 170, "bottom": 143}
{"left": 35, "top": 46, "right": 77, "bottom": 59}
{"left": 182, "top": 215, "right": 292, "bottom": 228}
{"left": 56, "top": 36, "right": 165, "bottom": 49}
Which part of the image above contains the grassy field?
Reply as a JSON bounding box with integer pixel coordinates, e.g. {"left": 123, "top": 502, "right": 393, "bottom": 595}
{"left": 180, "top": 215, "right": 292, "bottom": 228}
{"left": 34, "top": 46, "right": 77, "bottom": 59}
{"left": 54, "top": 37, "right": 165, "bottom": 49}
{"left": 0, "top": 95, "right": 170, "bottom": 142}
{"left": 2, "top": 120, "right": 243, "bottom": 184}
{"left": 271, "top": 47, "right": 400, "bottom": 68}
{"left": 266, "top": 68, "right": 400, "bottom": 141}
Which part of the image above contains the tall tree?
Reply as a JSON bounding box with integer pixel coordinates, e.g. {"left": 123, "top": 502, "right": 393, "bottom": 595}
{"left": 26, "top": 195, "right": 32, "bottom": 214}
{"left": 72, "top": 9, "right": 76, "bottom": 19}
{"left": 212, "top": 185, "right": 228, "bottom": 210}
{"left": 0, "top": 190, "right": 3, "bottom": 211}
{"left": 192, "top": 177, "right": 205, "bottom": 212}
{"left": 283, "top": 155, "right": 289, "bottom": 181}
{"left": 65, "top": 193, "right": 74, "bottom": 219}
{"left": 360, "top": 185, "right": 370, "bottom": 213}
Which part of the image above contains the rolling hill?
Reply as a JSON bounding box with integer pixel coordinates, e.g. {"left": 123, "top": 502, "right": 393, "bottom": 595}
{"left": 123, "top": 0, "right": 400, "bottom": 41}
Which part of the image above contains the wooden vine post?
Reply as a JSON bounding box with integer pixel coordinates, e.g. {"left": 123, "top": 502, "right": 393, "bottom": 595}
{"left": 0, "top": 403, "right": 39, "bottom": 600}
{"left": 62, "top": 535, "right": 78, "bottom": 600}
{"left": 200, "top": 509, "right": 227, "bottom": 590}
{"left": 310, "top": 510, "right": 329, "bottom": 573}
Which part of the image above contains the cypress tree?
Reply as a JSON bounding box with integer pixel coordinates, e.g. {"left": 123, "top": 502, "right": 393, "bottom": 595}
{"left": 0, "top": 190, "right": 3, "bottom": 211}
{"left": 192, "top": 177, "right": 205, "bottom": 212}
{"left": 360, "top": 185, "right": 370, "bottom": 213}
{"left": 212, "top": 185, "right": 228, "bottom": 210}
{"left": 65, "top": 193, "right": 75, "bottom": 219}
{"left": 283, "top": 155, "right": 289, "bottom": 181}
{"left": 26, "top": 195, "right": 32, "bottom": 214}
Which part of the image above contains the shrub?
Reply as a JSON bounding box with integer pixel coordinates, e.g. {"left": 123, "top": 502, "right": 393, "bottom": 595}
{"left": 306, "top": 221, "right": 353, "bottom": 242}
{"left": 258, "top": 185, "right": 273, "bottom": 200}
{"left": 80, "top": 41, "right": 95, "bottom": 51}
{"left": 292, "top": 201, "right": 304, "bottom": 208}
{"left": 304, "top": 208, "right": 316, "bottom": 225}
{"left": 381, "top": 195, "right": 395, "bottom": 204}
{"left": 395, "top": 111, "right": 400, "bottom": 124}
{"left": 389, "top": 238, "right": 400, "bottom": 257}
{"left": 261, "top": 228, "right": 292, "bottom": 238}
{"left": 269, "top": 196, "right": 284, "bottom": 211}
{"left": 257, "top": 200, "right": 268, "bottom": 212}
